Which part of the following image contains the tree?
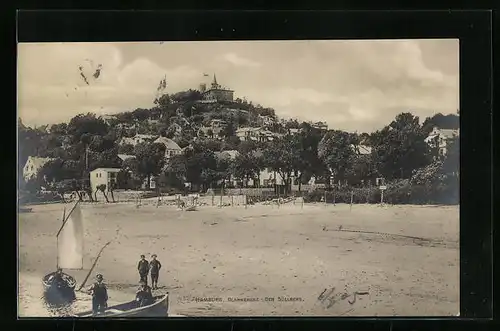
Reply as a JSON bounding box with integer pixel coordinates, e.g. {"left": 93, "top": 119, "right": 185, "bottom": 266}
{"left": 39, "top": 159, "right": 81, "bottom": 184}
{"left": 421, "top": 113, "right": 460, "bottom": 134}
{"left": 442, "top": 135, "right": 459, "bottom": 176}
{"left": 118, "top": 143, "right": 135, "bottom": 155}
{"left": 129, "top": 142, "right": 167, "bottom": 188}
{"left": 18, "top": 121, "right": 45, "bottom": 170}
{"left": 230, "top": 153, "right": 263, "bottom": 187}
{"left": 318, "top": 130, "right": 357, "bottom": 185}
{"left": 162, "top": 154, "right": 187, "bottom": 189}
{"left": 292, "top": 126, "right": 326, "bottom": 190}
{"left": 131, "top": 108, "right": 151, "bottom": 122}
{"left": 220, "top": 121, "right": 236, "bottom": 138}
{"left": 67, "top": 113, "right": 109, "bottom": 144}
{"left": 371, "top": 112, "right": 432, "bottom": 180}
{"left": 263, "top": 136, "right": 302, "bottom": 195}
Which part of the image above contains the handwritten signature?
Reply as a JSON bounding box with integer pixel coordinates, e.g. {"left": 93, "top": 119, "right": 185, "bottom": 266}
{"left": 317, "top": 287, "right": 369, "bottom": 308}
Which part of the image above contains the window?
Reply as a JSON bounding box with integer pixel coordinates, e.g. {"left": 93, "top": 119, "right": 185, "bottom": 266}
{"left": 96, "top": 173, "right": 99, "bottom": 178}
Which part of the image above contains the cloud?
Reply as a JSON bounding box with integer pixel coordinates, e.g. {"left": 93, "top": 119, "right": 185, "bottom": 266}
{"left": 17, "top": 40, "right": 458, "bottom": 132}
{"left": 17, "top": 43, "right": 202, "bottom": 126}
{"left": 222, "top": 53, "right": 261, "bottom": 67}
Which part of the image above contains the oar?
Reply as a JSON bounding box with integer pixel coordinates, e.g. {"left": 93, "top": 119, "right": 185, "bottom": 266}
{"left": 76, "top": 241, "right": 111, "bottom": 292}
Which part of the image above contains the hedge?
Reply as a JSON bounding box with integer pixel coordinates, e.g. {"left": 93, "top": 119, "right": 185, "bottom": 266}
{"left": 303, "top": 178, "right": 459, "bottom": 205}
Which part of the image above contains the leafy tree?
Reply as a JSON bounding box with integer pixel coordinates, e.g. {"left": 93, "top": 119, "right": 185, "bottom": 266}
{"left": 39, "top": 159, "right": 82, "bottom": 184}
{"left": 220, "top": 121, "right": 237, "bottom": 138}
{"left": 442, "top": 135, "right": 459, "bottom": 176}
{"left": 230, "top": 153, "right": 263, "bottom": 187}
{"left": 263, "top": 136, "right": 302, "bottom": 195}
{"left": 67, "top": 113, "right": 109, "bottom": 144}
{"left": 285, "top": 119, "right": 300, "bottom": 129}
{"left": 371, "top": 112, "right": 432, "bottom": 180}
{"left": 49, "top": 123, "right": 68, "bottom": 136}
{"left": 237, "top": 140, "right": 259, "bottom": 155}
{"left": 318, "top": 130, "right": 357, "bottom": 184}
{"left": 131, "top": 108, "right": 151, "bottom": 122}
{"left": 18, "top": 120, "right": 45, "bottom": 170}
{"left": 129, "top": 142, "right": 166, "bottom": 188}
{"left": 422, "top": 113, "right": 460, "bottom": 133}
{"left": 161, "top": 154, "right": 187, "bottom": 189}
{"left": 118, "top": 143, "right": 135, "bottom": 155}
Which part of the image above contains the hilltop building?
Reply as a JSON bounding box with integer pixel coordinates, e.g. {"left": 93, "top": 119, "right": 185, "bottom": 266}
{"left": 201, "top": 75, "right": 234, "bottom": 102}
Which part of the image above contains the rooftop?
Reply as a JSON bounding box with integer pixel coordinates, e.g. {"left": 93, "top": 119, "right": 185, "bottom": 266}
{"left": 154, "top": 137, "right": 182, "bottom": 150}
{"left": 90, "top": 168, "right": 121, "bottom": 173}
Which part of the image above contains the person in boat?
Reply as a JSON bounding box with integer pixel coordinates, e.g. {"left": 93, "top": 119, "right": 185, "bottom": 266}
{"left": 149, "top": 254, "right": 162, "bottom": 290}
{"left": 135, "top": 280, "right": 154, "bottom": 307}
{"left": 137, "top": 255, "right": 149, "bottom": 285}
{"left": 48, "top": 268, "right": 66, "bottom": 288}
{"left": 88, "top": 274, "right": 108, "bottom": 315}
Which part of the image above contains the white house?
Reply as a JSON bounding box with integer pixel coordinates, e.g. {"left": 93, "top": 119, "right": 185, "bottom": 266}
{"left": 22, "top": 156, "right": 55, "bottom": 181}
{"left": 424, "top": 127, "right": 459, "bottom": 156}
{"left": 154, "top": 137, "right": 182, "bottom": 159}
{"left": 90, "top": 168, "right": 121, "bottom": 193}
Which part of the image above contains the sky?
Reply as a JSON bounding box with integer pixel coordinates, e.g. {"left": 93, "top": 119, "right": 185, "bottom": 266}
{"left": 17, "top": 39, "right": 459, "bottom": 133}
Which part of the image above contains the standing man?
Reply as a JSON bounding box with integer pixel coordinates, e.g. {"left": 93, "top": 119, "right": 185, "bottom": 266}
{"left": 137, "top": 254, "right": 149, "bottom": 285}
{"left": 149, "top": 254, "right": 162, "bottom": 290}
{"left": 87, "top": 274, "right": 108, "bottom": 315}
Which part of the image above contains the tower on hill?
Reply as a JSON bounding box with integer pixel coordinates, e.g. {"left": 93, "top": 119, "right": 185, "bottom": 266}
{"left": 200, "top": 74, "right": 234, "bottom": 102}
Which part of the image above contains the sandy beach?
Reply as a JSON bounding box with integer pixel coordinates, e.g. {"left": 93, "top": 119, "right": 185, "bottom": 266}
{"left": 18, "top": 200, "right": 459, "bottom": 317}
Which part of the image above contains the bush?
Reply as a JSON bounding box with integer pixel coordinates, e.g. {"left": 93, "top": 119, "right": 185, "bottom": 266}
{"left": 303, "top": 178, "right": 458, "bottom": 205}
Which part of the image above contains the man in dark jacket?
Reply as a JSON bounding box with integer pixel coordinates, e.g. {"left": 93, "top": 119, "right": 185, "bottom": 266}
{"left": 135, "top": 280, "right": 154, "bottom": 307}
{"left": 149, "top": 254, "right": 162, "bottom": 290}
{"left": 137, "top": 255, "right": 149, "bottom": 284}
{"left": 88, "top": 274, "right": 108, "bottom": 315}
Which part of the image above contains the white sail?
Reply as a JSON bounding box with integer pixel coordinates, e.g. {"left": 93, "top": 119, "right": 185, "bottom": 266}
{"left": 57, "top": 202, "right": 84, "bottom": 269}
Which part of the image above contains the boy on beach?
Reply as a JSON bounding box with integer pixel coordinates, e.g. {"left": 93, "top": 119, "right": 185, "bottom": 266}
{"left": 137, "top": 255, "right": 149, "bottom": 285}
{"left": 149, "top": 254, "right": 162, "bottom": 290}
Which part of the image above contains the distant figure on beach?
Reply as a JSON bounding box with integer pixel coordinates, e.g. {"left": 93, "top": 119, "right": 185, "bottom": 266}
{"left": 138, "top": 255, "right": 149, "bottom": 284}
{"left": 149, "top": 254, "right": 162, "bottom": 290}
{"left": 135, "top": 280, "right": 154, "bottom": 307}
{"left": 87, "top": 274, "right": 108, "bottom": 315}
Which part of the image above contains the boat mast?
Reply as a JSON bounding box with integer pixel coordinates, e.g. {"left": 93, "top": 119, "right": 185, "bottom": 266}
{"left": 56, "top": 207, "right": 66, "bottom": 270}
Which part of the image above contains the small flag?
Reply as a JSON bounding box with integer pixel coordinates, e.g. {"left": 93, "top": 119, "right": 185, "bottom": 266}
{"left": 203, "top": 73, "right": 209, "bottom": 77}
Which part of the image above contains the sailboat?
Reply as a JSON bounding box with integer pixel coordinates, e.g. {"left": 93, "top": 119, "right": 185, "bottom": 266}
{"left": 42, "top": 201, "right": 83, "bottom": 302}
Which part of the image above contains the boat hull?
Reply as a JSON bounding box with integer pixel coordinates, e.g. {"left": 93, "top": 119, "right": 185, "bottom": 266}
{"left": 74, "top": 294, "right": 169, "bottom": 317}
{"left": 42, "top": 272, "right": 77, "bottom": 303}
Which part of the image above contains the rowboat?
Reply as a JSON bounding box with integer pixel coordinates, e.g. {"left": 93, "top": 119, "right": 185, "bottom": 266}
{"left": 74, "top": 294, "right": 169, "bottom": 317}
{"left": 42, "top": 271, "right": 77, "bottom": 302}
